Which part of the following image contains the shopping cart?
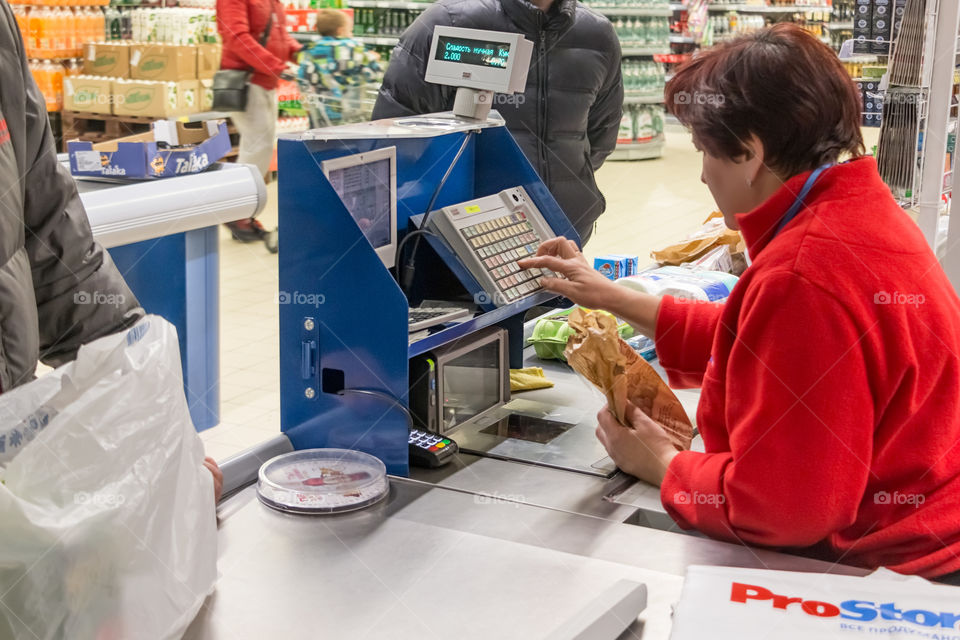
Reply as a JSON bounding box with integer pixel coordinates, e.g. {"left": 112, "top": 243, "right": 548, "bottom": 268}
{"left": 295, "top": 79, "right": 381, "bottom": 128}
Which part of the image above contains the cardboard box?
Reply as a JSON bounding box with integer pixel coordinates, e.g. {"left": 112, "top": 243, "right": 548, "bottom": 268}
{"left": 82, "top": 42, "right": 130, "bottom": 78}
{"left": 871, "top": 12, "right": 890, "bottom": 54}
{"left": 594, "top": 255, "right": 636, "bottom": 281}
{"left": 178, "top": 79, "right": 201, "bottom": 114}
{"left": 130, "top": 44, "right": 197, "bottom": 81}
{"left": 63, "top": 76, "right": 115, "bottom": 114}
{"left": 196, "top": 43, "right": 221, "bottom": 80}
{"left": 68, "top": 120, "right": 231, "bottom": 179}
{"left": 853, "top": 0, "right": 872, "bottom": 54}
{"left": 113, "top": 79, "right": 200, "bottom": 118}
{"left": 199, "top": 78, "right": 214, "bottom": 112}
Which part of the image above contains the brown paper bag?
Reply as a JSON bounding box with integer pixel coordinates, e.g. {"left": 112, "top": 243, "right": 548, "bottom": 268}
{"left": 564, "top": 308, "right": 693, "bottom": 451}
{"left": 650, "top": 212, "right": 743, "bottom": 266}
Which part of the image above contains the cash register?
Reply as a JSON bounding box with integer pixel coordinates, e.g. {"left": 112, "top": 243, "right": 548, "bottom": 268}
{"left": 277, "top": 26, "right": 606, "bottom": 476}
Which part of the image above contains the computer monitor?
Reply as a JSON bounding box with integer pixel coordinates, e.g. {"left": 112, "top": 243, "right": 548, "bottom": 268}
{"left": 321, "top": 146, "right": 398, "bottom": 269}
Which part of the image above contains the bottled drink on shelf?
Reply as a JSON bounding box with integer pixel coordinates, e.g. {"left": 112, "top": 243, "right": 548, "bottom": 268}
{"left": 29, "top": 58, "right": 65, "bottom": 112}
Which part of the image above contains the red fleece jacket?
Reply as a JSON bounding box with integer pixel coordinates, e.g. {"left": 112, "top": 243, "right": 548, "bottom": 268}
{"left": 656, "top": 157, "right": 960, "bottom": 577}
{"left": 217, "top": 0, "right": 300, "bottom": 91}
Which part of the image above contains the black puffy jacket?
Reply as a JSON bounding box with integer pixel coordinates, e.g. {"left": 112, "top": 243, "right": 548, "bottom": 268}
{"left": 372, "top": 0, "right": 623, "bottom": 245}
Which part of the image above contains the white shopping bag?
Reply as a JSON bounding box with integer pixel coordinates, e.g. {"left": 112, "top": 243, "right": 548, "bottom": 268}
{"left": 0, "top": 316, "right": 218, "bottom": 640}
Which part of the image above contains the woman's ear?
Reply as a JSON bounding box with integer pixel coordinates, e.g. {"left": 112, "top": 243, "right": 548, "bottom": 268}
{"left": 742, "top": 134, "right": 767, "bottom": 188}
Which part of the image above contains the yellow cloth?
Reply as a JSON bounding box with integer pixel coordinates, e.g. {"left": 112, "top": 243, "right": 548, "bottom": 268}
{"left": 510, "top": 367, "right": 554, "bottom": 392}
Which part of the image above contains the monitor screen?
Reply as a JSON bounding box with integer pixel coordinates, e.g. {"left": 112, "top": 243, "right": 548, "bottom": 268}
{"left": 435, "top": 36, "right": 511, "bottom": 69}
{"left": 441, "top": 339, "right": 503, "bottom": 432}
{"left": 326, "top": 157, "right": 393, "bottom": 250}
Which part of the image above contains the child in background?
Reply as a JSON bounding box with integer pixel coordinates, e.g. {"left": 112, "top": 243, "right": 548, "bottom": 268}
{"left": 315, "top": 7, "right": 352, "bottom": 37}
{"left": 296, "top": 9, "right": 383, "bottom": 126}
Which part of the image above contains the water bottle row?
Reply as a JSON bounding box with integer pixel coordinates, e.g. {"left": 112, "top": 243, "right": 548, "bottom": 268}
{"left": 622, "top": 60, "right": 666, "bottom": 97}
{"left": 612, "top": 16, "right": 671, "bottom": 48}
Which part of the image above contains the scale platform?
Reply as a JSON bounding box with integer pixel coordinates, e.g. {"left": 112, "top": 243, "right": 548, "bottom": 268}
{"left": 453, "top": 398, "right": 617, "bottom": 478}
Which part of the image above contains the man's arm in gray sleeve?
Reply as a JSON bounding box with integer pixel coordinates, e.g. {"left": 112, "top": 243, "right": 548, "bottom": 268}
{"left": 372, "top": 3, "right": 457, "bottom": 119}
{"left": 587, "top": 30, "right": 624, "bottom": 170}
{"left": 14, "top": 16, "right": 144, "bottom": 365}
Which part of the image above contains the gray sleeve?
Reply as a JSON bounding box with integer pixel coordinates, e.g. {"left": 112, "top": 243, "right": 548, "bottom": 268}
{"left": 371, "top": 3, "right": 457, "bottom": 119}
{"left": 587, "top": 31, "right": 623, "bottom": 169}
{"left": 12, "top": 11, "right": 144, "bottom": 365}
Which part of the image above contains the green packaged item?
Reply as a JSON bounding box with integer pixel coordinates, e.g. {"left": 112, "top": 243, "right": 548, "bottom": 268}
{"left": 528, "top": 308, "right": 634, "bottom": 361}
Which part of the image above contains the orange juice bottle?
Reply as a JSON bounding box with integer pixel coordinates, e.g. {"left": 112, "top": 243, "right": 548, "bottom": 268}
{"left": 75, "top": 7, "right": 87, "bottom": 51}
{"left": 53, "top": 8, "right": 67, "bottom": 57}
{"left": 51, "top": 61, "right": 64, "bottom": 111}
{"left": 93, "top": 7, "right": 105, "bottom": 42}
{"left": 28, "top": 7, "right": 45, "bottom": 58}
{"left": 13, "top": 5, "right": 26, "bottom": 42}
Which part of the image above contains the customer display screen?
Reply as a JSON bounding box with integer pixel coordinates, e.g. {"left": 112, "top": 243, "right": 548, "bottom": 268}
{"left": 435, "top": 36, "right": 510, "bottom": 69}
{"left": 327, "top": 158, "right": 392, "bottom": 250}
{"left": 442, "top": 341, "right": 502, "bottom": 431}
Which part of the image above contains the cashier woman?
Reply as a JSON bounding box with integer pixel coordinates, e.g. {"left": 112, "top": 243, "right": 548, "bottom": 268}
{"left": 519, "top": 24, "right": 960, "bottom": 581}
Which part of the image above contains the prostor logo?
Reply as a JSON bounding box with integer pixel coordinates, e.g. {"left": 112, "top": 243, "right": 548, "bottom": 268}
{"left": 731, "top": 582, "right": 960, "bottom": 629}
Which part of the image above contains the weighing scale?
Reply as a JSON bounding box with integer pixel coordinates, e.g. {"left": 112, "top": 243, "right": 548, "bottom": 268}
{"left": 257, "top": 449, "right": 390, "bottom": 514}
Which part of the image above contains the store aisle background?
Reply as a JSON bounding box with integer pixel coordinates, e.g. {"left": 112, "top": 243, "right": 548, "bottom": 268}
{"left": 198, "top": 126, "right": 717, "bottom": 460}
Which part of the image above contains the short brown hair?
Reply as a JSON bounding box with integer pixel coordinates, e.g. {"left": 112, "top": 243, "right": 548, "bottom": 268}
{"left": 315, "top": 9, "right": 349, "bottom": 37}
{"left": 665, "top": 24, "right": 864, "bottom": 178}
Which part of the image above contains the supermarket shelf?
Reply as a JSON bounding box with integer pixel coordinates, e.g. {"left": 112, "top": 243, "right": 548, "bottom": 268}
{"left": 590, "top": 6, "right": 673, "bottom": 16}
{"left": 829, "top": 21, "right": 854, "bottom": 29}
{"left": 624, "top": 94, "right": 665, "bottom": 104}
{"left": 609, "top": 140, "right": 664, "bottom": 160}
{"left": 669, "top": 35, "right": 696, "bottom": 43}
{"left": 354, "top": 35, "right": 401, "bottom": 46}
{"left": 671, "top": 2, "right": 832, "bottom": 12}
{"left": 347, "top": 0, "right": 428, "bottom": 7}
{"left": 621, "top": 46, "right": 671, "bottom": 56}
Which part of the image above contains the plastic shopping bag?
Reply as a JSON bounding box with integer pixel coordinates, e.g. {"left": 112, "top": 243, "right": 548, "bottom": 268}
{"left": 0, "top": 316, "right": 217, "bottom": 640}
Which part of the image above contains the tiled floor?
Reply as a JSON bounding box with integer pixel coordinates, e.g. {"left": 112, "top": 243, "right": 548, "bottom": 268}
{"left": 199, "top": 127, "right": 720, "bottom": 461}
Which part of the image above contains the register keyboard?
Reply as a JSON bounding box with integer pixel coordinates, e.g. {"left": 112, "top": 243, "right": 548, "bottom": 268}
{"left": 425, "top": 187, "right": 557, "bottom": 306}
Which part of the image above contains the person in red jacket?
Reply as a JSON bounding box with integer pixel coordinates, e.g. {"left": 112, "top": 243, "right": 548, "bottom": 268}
{"left": 217, "top": 0, "right": 300, "bottom": 247}
{"left": 519, "top": 24, "right": 960, "bottom": 580}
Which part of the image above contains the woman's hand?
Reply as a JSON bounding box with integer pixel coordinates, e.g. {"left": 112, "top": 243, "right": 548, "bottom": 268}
{"left": 517, "top": 238, "right": 618, "bottom": 310}
{"left": 596, "top": 402, "right": 679, "bottom": 486}
{"left": 204, "top": 456, "right": 224, "bottom": 503}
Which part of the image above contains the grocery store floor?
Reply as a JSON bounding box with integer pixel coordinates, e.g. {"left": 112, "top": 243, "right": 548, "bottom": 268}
{"left": 199, "top": 125, "right": 717, "bottom": 461}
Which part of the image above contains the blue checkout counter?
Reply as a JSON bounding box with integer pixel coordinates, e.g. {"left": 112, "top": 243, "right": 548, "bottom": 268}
{"left": 74, "top": 160, "right": 267, "bottom": 431}
{"left": 275, "top": 112, "right": 581, "bottom": 476}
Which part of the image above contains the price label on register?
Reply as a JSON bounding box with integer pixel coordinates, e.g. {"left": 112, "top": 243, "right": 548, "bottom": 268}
{"left": 671, "top": 566, "right": 960, "bottom": 639}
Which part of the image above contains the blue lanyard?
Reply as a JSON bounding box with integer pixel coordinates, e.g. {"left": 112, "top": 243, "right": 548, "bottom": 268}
{"left": 772, "top": 163, "right": 834, "bottom": 238}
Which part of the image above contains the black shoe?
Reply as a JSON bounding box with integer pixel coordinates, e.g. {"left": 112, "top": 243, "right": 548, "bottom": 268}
{"left": 264, "top": 228, "right": 278, "bottom": 254}
{"left": 227, "top": 218, "right": 268, "bottom": 243}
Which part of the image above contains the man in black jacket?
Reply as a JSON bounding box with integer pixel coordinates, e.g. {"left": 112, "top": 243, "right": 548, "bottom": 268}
{"left": 372, "top": 0, "right": 623, "bottom": 245}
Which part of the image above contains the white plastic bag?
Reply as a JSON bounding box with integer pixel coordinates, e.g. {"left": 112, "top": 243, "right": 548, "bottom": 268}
{"left": 0, "top": 316, "right": 218, "bottom": 640}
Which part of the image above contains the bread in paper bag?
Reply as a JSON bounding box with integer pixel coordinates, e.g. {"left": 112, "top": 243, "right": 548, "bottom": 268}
{"left": 564, "top": 308, "right": 693, "bottom": 450}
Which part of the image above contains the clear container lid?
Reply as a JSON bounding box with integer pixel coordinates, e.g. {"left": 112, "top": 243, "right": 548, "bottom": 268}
{"left": 257, "top": 448, "right": 389, "bottom": 514}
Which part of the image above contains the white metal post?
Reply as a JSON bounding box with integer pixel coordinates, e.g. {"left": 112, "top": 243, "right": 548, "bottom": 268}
{"left": 917, "top": 0, "right": 959, "bottom": 249}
